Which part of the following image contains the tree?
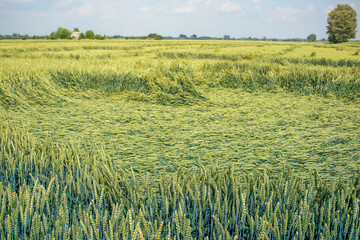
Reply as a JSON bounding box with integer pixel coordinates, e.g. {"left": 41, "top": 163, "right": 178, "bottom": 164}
{"left": 147, "top": 33, "right": 162, "bottom": 40}
{"left": 190, "top": 34, "right": 197, "bottom": 39}
{"left": 307, "top": 34, "right": 317, "bottom": 42}
{"left": 327, "top": 4, "right": 357, "bottom": 43}
{"left": 58, "top": 27, "right": 71, "bottom": 39}
{"left": 179, "top": 34, "right": 188, "bottom": 39}
{"left": 95, "top": 34, "right": 105, "bottom": 40}
{"left": 85, "top": 30, "right": 95, "bottom": 39}
{"left": 48, "top": 32, "right": 56, "bottom": 40}
{"left": 73, "top": 27, "right": 80, "bottom": 32}
{"left": 48, "top": 27, "right": 71, "bottom": 39}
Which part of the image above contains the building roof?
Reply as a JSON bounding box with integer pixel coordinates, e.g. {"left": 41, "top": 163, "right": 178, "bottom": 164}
{"left": 70, "top": 31, "right": 81, "bottom": 37}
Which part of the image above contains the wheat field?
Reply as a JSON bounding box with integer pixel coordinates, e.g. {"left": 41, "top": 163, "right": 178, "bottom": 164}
{"left": 0, "top": 39, "right": 359, "bottom": 239}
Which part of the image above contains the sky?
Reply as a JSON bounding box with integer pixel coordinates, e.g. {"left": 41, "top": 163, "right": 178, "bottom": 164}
{"left": 0, "top": 0, "right": 359, "bottom": 40}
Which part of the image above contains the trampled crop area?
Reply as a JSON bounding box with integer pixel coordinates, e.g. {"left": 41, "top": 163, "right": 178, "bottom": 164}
{"left": 1, "top": 40, "right": 360, "bottom": 239}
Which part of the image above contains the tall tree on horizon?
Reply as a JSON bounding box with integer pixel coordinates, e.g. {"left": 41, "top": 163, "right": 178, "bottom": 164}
{"left": 327, "top": 4, "right": 357, "bottom": 43}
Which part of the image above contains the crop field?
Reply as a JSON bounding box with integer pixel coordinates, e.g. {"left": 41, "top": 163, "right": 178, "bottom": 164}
{"left": 0, "top": 39, "right": 360, "bottom": 239}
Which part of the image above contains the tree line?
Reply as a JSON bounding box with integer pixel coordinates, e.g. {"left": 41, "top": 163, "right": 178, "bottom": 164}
{"left": 47, "top": 27, "right": 105, "bottom": 40}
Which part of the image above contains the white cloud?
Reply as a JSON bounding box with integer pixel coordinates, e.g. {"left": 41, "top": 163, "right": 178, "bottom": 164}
{"left": 188, "top": 0, "right": 204, "bottom": 4}
{"left": 71, "top": 2, "right": 94, "bottom": 16}
{"left": 173, "top": 0, "right": 212, "bottom": 14}
{"left": 100, "top": 3, "right": 118, "bottom": 19}
{"left": 55, "top": 0, "right": 74, "bottom": 8}
{"left": 138, "top": 5, "right": 166, "bottom": 18}
{"left": 275, "top": 4, "right": 314, "bottom": 15}
{"left": 254, "top": 5, "right": 261, "bottom": 11}
{"left": 140, "top": 6, "right": 152, "bottom": 12}
{"left": 65, "top": 0, "right": 124, "bottom": 18}
{"left": 270, "top": 4, "right": 314, "bottom": 22}
{"left": 218, "top": 1, "right": 241, "bottom": 13}
{"left": 174, "top": 5, "right": 195, "bottom": 13}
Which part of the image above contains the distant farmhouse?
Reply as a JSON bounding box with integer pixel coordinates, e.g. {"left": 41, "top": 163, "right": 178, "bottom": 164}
{"left": 70, "top": 31, "right": 81, "bottom": 40}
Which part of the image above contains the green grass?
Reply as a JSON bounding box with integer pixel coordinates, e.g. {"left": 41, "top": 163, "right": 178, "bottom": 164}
{"left": 0, "top": 39, "right": 359, "bottom": 239}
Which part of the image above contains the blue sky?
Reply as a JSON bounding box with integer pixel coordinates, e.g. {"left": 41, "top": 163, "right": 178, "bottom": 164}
{"left": 0, "top": 0, "right": 359, "bottom": 39}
